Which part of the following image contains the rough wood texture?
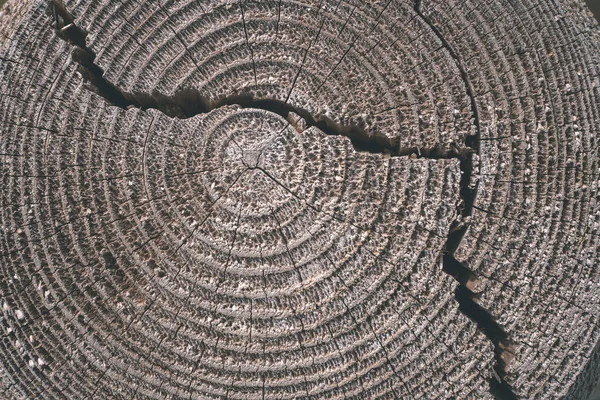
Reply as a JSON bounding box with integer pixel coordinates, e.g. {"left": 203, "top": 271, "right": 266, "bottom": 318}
{"left": 0, "top": 0, "right": 599, "bottom": 398}
{"left": 0, "top": 0, "right": 35, "bottom": 52}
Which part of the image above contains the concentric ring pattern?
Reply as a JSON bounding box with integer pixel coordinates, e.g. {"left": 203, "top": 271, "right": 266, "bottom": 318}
{"left": 0, "top": 0, "right": 599, "bottom": 399}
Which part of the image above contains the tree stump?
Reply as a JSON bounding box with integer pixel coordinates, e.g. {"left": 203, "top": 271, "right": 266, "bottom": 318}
{"left": 0, "top": 0, "right": 599, "bottom": 398}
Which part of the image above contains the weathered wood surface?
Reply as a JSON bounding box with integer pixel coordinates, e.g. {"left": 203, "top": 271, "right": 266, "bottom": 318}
{"left": 0, "top": 0, "right": 599, "bottom": 398}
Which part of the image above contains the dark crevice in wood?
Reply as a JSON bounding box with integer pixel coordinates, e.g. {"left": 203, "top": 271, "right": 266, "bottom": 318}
{"left": 49, "top": 1, "right": 131, "bottom": 109}
{"left": 48, "top": 0, "right": 472, "bottom": 161}
{"left": 414, "top": 1, "right": 518, "bottom": 398}
{"left": 50, "top": 0, "right": 515, "bottom": 397}
{"left": 442, "top": 253, "right": 517, "bottom": 400}
{"left": 452, "top": 271, "right": 518, "bottom": 400}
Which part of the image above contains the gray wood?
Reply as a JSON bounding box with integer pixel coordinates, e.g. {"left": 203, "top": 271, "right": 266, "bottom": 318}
{"left": 0, "top": 0, "right": 599, "bottom": 398}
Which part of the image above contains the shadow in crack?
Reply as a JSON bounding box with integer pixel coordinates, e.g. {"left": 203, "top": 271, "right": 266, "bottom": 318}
{"left": 49, "top": 0, "right": 522, "bottom": 397}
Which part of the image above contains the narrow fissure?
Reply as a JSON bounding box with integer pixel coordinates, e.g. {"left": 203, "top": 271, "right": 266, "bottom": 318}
{"left": 48, "top": 0, "right": 472, "bottom": 161}
{"left": 414, "top": 1, "right": 517, "bottom": 398}
{"left": 50, "top": 0, "right": 516, "bottom": 397}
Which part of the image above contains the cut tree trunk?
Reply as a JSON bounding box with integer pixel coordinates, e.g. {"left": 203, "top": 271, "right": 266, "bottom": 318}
{"left": 0, "top": 0, "right": 599, "bottom": 399}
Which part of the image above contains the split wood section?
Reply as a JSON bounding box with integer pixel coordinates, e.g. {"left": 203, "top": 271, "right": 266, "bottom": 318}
{"left": 0, "top": 0, "right": 599, "bottom": 399}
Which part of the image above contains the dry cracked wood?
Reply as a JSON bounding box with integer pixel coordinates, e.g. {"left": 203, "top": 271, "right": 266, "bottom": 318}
{"left": 0, "top": 0, "right": 599, "bottom": 398}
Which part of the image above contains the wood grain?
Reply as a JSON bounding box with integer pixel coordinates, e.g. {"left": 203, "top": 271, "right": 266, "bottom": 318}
{"left": 0, "top": 0, "right": 599, "bottom": 398}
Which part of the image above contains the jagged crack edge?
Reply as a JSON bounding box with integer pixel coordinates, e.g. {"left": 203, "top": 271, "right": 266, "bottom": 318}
{"left": 47, "top": 0, "right": 473, "bottom": 160}
{"left": 413, "top": 1, "right": 518, "bottom": 399}
{"left": 50, "top": 0, "right": 515, "bottom": 397}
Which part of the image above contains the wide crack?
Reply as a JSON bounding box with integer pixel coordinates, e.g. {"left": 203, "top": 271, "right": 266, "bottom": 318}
{"left": 50, "top": 0, "right": 517, "bottom": 397}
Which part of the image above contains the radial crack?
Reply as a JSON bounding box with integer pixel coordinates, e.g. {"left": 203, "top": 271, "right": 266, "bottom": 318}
{"left": 49, "top": 0, "right": 516, "bottom": 397}
{"left": 414, "top": 1, "right": 518, "bottom": 398}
